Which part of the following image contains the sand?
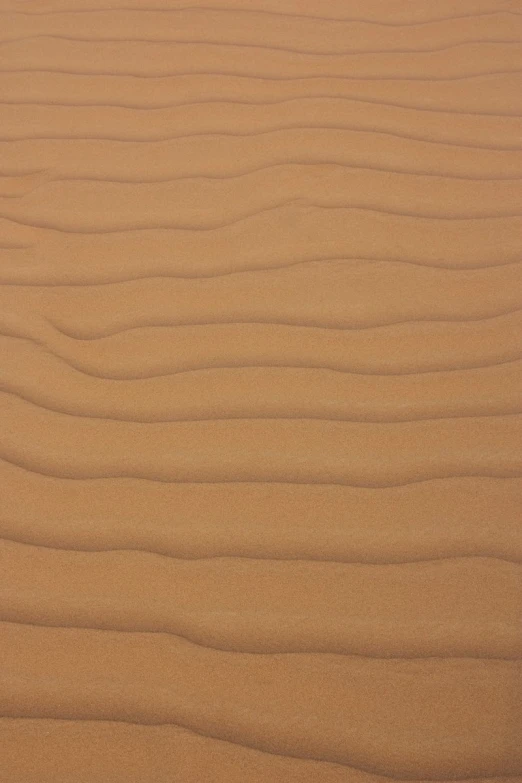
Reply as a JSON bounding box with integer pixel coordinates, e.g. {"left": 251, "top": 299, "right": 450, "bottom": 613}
{"left": 0, "top": 0, "right": 521, "bottom": 780}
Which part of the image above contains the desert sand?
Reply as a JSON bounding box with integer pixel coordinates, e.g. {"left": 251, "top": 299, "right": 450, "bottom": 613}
{"left": 0, "top": 0, "right": 521, "bottom": 781}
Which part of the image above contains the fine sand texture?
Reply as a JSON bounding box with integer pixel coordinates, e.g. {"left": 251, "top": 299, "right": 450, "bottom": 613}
{"left": 1, "top": 0, "right": 521, "bottom": 781}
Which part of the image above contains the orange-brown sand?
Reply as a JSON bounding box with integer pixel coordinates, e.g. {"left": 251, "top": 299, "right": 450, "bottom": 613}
{"left": 1, "top": 0, "right": 521, "bottom": 781}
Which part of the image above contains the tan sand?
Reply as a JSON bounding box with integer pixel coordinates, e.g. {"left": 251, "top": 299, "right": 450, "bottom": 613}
{"left": 0, "top": 0, "right": 521, "bottom": 780}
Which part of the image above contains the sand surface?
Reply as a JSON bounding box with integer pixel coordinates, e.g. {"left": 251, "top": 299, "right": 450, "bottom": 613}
{"left": 1, "top": 0, "right": 521, "bottom": 780}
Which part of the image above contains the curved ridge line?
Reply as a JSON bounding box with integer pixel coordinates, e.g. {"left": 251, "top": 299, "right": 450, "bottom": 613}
{"left": 0, "top": 714, "right": 519, "bottom": 783}
{"left": 1, "top": 453, "right": 520, "bottom": 488}
{"left": 4, "top": 162, "right": 522, "bottom": 197}
{"left": 1, "top": 534, "right": 519, "bottom": 566}
{"left": 2, "top": 5, "right": 520, "bottom": 25}
{"left": 2, "top": 123, "right": 522, "bottom": 151}
{"left": 1, "top": 258, "right": 520, "bottom": 286}
{"left": 1, "top": 94, "right": 520, "bottom": 119}
{"left": 1, "top": 67, "right": 521, "bottom": 81}
{"left": 4, "top": 170, "right": 522, "bottom": 197}
{"left": 0, "top": 617, "right": 517, "bottom": 661}
{"left": 0, "top": 452, "right": 520, "bottom": 488}
{"left": 2, "top": 386, "right": 520, "bottom": 426}
{"left": 0, "top": 715, "right": 520, "bottom": 783}
{"left": 2, "top": 332, "right": 520, "bottom": 380}
{"left": 46, "top": 307, "right": 522, "bottom": 342}
{"left": 2, "top": 203, "right": 522, "bottom": 235}
{"left": 2, "top": 35, "right": 521, "bottom": 56}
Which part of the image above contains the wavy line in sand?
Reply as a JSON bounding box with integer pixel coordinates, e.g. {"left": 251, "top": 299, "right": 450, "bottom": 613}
{"left": 2, "top": 5, "right": 520, "bottom": 25}
{"left": 3, "top": 120, "right": 522, "bottom": 151}
{"left": 1, "top": 390, "right": 521, "bottom": 485}
{"left": 2, "top": 66, "right": 522, "bottom": 81}
{"left": 3, "top": 202, "right": 522, "bottom": 234}
{"left": 1, "top": 621, "right": 520, "bottom": 778}
{"left": 2, "top": 718, "right": 518, "bottom": 783}
{"left": 0, "top": 90, "right": 519, "bottom": 118}
{"left": 1, "top": 539, "right": 520, "bottom": 658}
{"left": 2, "top": 469, "right": 520, "bottom": 564}
{"left": 3, "top": 35, "right": 522, "bottom": 53}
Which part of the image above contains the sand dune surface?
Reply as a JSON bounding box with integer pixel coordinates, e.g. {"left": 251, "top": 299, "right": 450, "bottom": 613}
{"left": 1, "top": 0, "right": 521, "bottom": 780}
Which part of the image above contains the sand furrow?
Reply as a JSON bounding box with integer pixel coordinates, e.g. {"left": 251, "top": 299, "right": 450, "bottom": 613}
{"left": 1, "top": 342, "right": 520, "bottom": 422}
{"left": 1, "top": 621, "right": 521, "bottom": 778}
{"left": 1, "top": 2, "right": 517, "bottom": 24}
{"left": 3, "top": 308, "right": 521, "bottom": 378}
{"left": 3, "top": 133, "right": 521, "bottom": 190}
{"left": 4, "top": 206, "right": 522, "bottom": 234}
{"left": 3, "top": 67, "right": 522, "bottom": 81}
{"left": 4, "top": 106, "right": 522, "bottom": 149}
{"left": 4, "top": 720, "right": 518, "bottom": 783}
{"left": 2, "top": 108, "right": 521, "bottom": 153}
{"left": 2, "top": 128, "right": 522, "bottom": 181}
{"left": 5, "top": 35, "right": 522, "bottom": 55}
{"left": 1, "top": 210, "right": 521, "bottom": 279}
{"left": 1, "top": 72, "right": 519, "bottom": 115}
{"left": 3, "top": 35, "right": 522, "bottom": 56}
{"left": 1, "top": 540, "right": 520, "bottom": 657}
{"left": 2, "top": 171, "right": 522, "bottom": 232}
{"left": 0, "top": 369, "right": 520, "bottom": 422}
{"left": 3, "top": 261, "right": 520, "bottom": 334}
{"left": 2, "top": 39, "right": 522, "bottom": 82}
{"left": 1, "top": 391, "right": 521, "bottom": 484}
{"left": 2, "top": 464, "right": 520, "bottom": 563}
